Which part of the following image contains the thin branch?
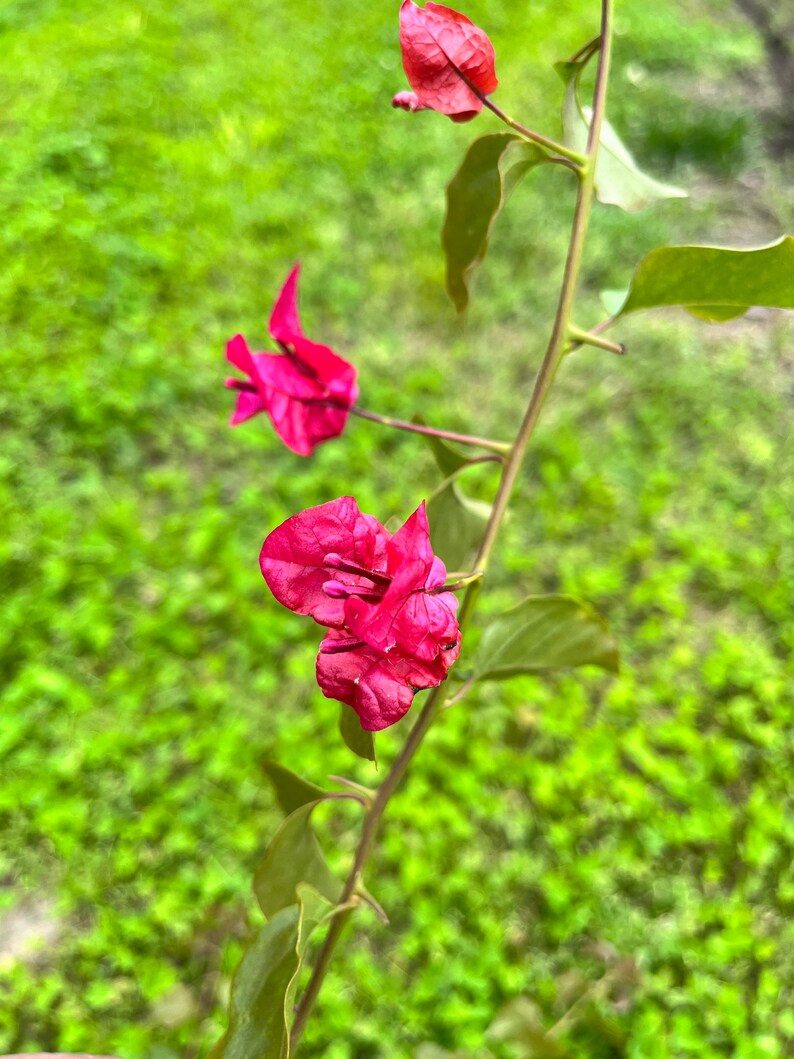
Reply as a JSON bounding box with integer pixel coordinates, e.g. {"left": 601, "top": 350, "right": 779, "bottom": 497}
{"left": 349, "top": 405, "right": 511, "bottom": 455}
{"left": 568, "top": 324, "right": 625, "bottom": 355}
{"left": 481, "top": 97, "right": 587, "bottom": 166}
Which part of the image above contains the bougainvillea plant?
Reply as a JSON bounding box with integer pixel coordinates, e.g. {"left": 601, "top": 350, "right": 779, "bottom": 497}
{"left": 206, "top": 2, "right": 793, "bottom": 1055}
{"left": 35, "top": 2, "right": 791, "bottom": 1058}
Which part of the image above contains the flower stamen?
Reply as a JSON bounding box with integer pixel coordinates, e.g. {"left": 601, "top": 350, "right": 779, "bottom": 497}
{"left": 324, "top": 553, "right": 392, "bottom": 586}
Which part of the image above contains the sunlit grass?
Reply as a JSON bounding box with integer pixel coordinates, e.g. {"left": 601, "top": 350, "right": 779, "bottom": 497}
{"left": 0, "top": 0, "right": 791, "bottom": 1056}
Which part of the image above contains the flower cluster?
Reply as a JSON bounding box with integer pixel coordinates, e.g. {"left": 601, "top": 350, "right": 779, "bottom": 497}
{"left": 260, "top": 497, "right": 461, "bottom": 731}
{"left": 225, "top": 265, "right": 358, "bottom": 456}
{"left": 225, "top": 4, "right": 495, "bottom": 727}
{"left": 393, "top": 0, "right": 498, "bottom": 122}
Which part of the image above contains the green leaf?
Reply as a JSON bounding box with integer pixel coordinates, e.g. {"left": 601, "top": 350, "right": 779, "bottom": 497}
{"left": 339, "top": 703, "right": 377, "bottom": 763}
{"left": 210, "top": 885, "right": 336, "bottom": 1059}
{"left": 412, "top": 414, "right": 472, "bottom": 477}
{"left": 253, "top": 803, "right": 341, "bottom": 918}
{"left": 208, "top": 904, "right": 299, "bottom": 1059}
{"left": 427, "top": 477, "right": 492, "bottom": 572}
{"left": 615, "top": 236, "right": 794, "bottom": 319}
{"left": 474, "top": 595, "right": 619, "bottom": 681}
{"left": 560, "top": 64, "right": 686, "bottom": 212}
{"left": 443, "top": 133, "right": 550, "bottom": 311}
{"left": 262, "top": 761, "right": 327, "bottom": 815}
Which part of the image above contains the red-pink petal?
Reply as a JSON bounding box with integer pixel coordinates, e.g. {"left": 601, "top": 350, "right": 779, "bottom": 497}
{"left": 227, "top": 265, "right": 358, "bottom": 453}
{"left": 288, "top": 336, "right": 359, "bottom": 404}
{"left": 251, "top": 349, "right": 355, "bottom": 454}
{"left": 250, "top": 352, "right": 325, "bottom": 403}
{"left": 386, "top": 500, "right": 440, "bottom": 586}
{"left": 399, "top": 0, "right": 497, "bottom": 118}
{"left": 344, "top": 503, "right": 460, "bottom": 663}
{"left": 229, "top": 388, "right": 266, "bottom": 425}
{"left": 260, "top": 497, "right": 391, "bottom": 628}
{"left": 269, "top": 264, "right": 303, "bottom": 345}
{"left": 266, "top": 390, "right": 351, "bottom": 456}
{"left": 226, "top": 333, "right": 256, "bottom": 377}
{"left": 317, "top": 632, "right": 451, "bottom": 731}
{"left": 392, "top": 90, "right": 429, "bottom": 113}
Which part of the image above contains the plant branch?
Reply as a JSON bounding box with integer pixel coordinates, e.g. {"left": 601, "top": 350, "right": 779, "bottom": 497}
{"left": 289, "top": 2, "right": 614, "bottom": 1050}
{"left": 429, "top": 36, "right": 586, "bottom": 166}
{"left": 567, "top": 324, "right": 625, "bottom": 355}
{"left": 481, "top": 96, "right": 586, "bottom": 166}
{"left": 570, "top": 34, "right": 602, "bottom": 64}
{"left": 349, "top": 405, "right": 511, "bottom": 455}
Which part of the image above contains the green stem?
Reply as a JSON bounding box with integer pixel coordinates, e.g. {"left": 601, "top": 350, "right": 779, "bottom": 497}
{"left": 427, "top": 35, "right": 586, "bottom": 167}
{"left": 289, "top": 2, "right": 614, "bottom": 1050}
{"left": 349, "top": 405, "right": 511, "bottom": 455}
{"left": 481, "top": 96, "right": 586, "bottom": 166}
{"left": 568, "top": 324, "right": 625, "bottom": 355}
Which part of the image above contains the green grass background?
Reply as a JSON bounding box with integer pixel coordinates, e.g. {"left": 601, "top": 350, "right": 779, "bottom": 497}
{"left": 1, "top": 0, "right": 792, "bottom": 1055}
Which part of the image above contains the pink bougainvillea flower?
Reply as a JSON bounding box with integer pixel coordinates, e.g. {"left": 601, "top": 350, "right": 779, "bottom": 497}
{"left": 394, "top": 0, "right": 498, "bottom": 122}
{"left": 260, "top": 497, "right": 460, "bottom": 731}
{"left": 225, "top": 265, "right": 358, "bottom": 457}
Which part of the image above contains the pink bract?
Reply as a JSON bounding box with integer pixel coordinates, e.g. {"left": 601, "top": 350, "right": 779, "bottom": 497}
{"left": 397, "top": 0, "right": 498, "bottom": 122}
{"left": 225, "top": 265, "right": 358, "bottom": 456}
{"left": 260, "top": 497, "right": 461, "bottom": 731}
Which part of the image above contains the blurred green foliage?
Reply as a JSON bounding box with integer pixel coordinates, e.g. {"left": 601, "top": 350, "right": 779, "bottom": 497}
{"left": 0, "top": 0, "right": 791, "bottom": 1057}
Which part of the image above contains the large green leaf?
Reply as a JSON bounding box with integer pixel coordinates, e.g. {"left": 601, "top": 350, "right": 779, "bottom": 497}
{"left": 443, "top": 133, "right": 549, "bottom": 311}
{"left": 253, "top": 802, "right": 341, "bottom": 918}
{"left": 339, "top": 703, "right": 377, "bottom": 763}
{"left": 426, "top": 477, "right": 491, "bottom": 573}
{"left": 262, "top": 761, "right": 327, "bottom": 815}
{"left": 210, "top": 885, "right": 336, "bottom": 1059}
{"left": 474, "top": 595, "right": 619, "bottom": 681}
{"left": 613, "top": 236, "right": 794, "bottom": 320}
{"left": 558, "top": 62, "right": 686, "bottom": 213}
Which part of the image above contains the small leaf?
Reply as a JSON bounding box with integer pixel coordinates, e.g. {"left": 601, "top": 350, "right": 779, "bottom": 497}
{"left": 210, "top": 885, "right": 336, "bottom": 1059}
{"left": 616, "top": 236, "right": 794, "bottom": 319}
{"left": 339, "top": 703, "right": 377, "bottom": 763}
{"left": 263, "top": 761, "right": 327, "bottom": 815}
{"left": 253, "top": 803, "right": 341, "bottom": 918}
{"left": 560, "top": 65, "right": 686, "bottom": 212}
{"left": 474, "top": 595, "right": 619, "bottom": 681}
{"left": 427, "top": 477, "right": 492, "bottom": 572}
{"left": 208, "top": 904, "right": 300, "bottom": 1059}
{"left": 412, "top": 414, "right": 472, "bottom": 477}
{"left": 443, "top": 133, "right": 550, "bottom": 311}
